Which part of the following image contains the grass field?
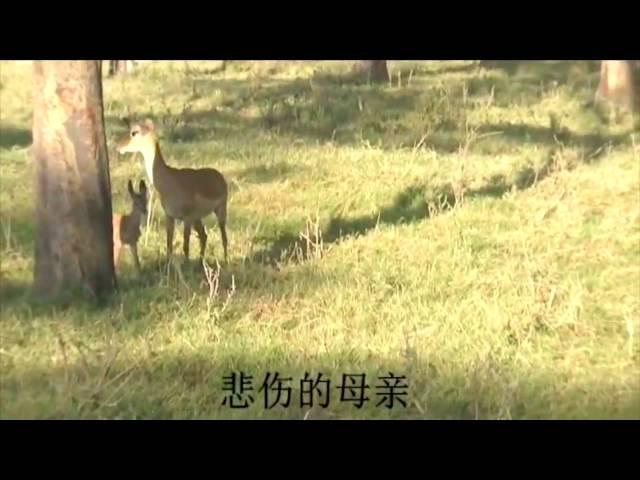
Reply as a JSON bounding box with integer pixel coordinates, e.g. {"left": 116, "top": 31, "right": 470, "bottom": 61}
{"left": 1, "top": 60, "right": 639, "bottom": 419}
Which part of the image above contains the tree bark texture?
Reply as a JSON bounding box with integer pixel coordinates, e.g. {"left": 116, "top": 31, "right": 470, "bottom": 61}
{"left": 32, "top": 60, "right": 116, "bottom": 299}
{"left": 595, "top": 60, "right": 636, "bottom": 112}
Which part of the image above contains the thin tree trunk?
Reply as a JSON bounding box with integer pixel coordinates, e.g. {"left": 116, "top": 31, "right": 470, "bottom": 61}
{"left": 32, "top": 60, "right": 117, "bottom": 300}
{"left": 108, "top": 60, "right": 130, "bottom": 76}
{"left": 595, "top": 60, "right": 635, "bottom": 112}
{"left": 355, "top": 60, "right": 390, "bottom": 83}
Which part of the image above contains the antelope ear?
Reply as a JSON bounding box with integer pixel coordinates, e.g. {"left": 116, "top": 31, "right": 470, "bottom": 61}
{"left": 139, "top": 179, "right": 147, "bottom": 193}
{"left": 127, "top": 180, "right": 134, "bottom": 195}
{"left": 143, "top": 118, "right": 155, "bottom": 132}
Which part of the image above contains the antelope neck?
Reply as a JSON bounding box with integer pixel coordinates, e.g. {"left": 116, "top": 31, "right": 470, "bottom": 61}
{"left": 140, "top": 142, "right": 167, "bottom": 186}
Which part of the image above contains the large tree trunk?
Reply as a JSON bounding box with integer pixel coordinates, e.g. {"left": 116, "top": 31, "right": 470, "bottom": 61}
{"left": 32, "top": 61, "right": 117, "bottom": 300}
{"left": 354, "top": 60, "right": 390, "bottom": 83}
{"left": 595, "top": 60, "right": 635, "bottom": 112}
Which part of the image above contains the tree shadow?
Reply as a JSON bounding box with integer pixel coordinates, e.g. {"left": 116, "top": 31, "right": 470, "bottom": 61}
{"left": 103, "top": 60, "right": 616, "bottom": 159}
{"left": 0, "top": 229, "right": 333, "bottom": 321}
{"left": 248, "top": 141, "right": 600, "bottom": 267}
{"left": 0, "top": 274, "right": 129, "bottom": 319}
{"left": 3, "top": 346, "right": 638, "bottom": 419}
{"left": 0, "top": 125, "right": 32, "bottom": 149}
{"left": 106, "top": 73, "right": 422, "bottom": 150}
{"left": 476, "top": 121, "right": 635, "bottom": 155}
{"left": 0, "top": 276, "right": 32, "bottom": 307}
{"left": 478, "top": 60, "right": 601, "bottom": 81}
{"left": 464, "top": 60, "right": 604, "bottom": 110}
{"left": 0, "top": 215, "right": 36, "bottom": 309}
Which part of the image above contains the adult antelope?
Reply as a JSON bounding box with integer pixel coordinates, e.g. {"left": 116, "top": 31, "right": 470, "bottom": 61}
{"left": 117, "top": 118, "right": 229, "bottom": 264}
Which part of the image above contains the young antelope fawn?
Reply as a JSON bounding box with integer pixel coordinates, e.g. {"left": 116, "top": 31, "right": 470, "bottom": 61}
{"left": 116, "top": 118, "right": 229, "bottom": 265}
{"left": 113, "top": 179, "right": 148, "bottom": 275}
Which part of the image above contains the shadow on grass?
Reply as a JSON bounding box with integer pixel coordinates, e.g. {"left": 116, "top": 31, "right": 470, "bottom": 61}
{"left": 1, "top": 134, "right": 629, "bottom": 313}
{"left": 0, "top": 125, "right": 32, "bottom": 149}
{"left": 249, "top": 140, "right": 608, "bottom": 266}
{"left": 103, "top": 60, "right": 619, "bottom": 160}
{"left": 0, "top": 237, "right": 331, "bottom": 322}
{"left": 106, "top": 73, "right": 421, "bottom": 149}
{"left": 3, "top": 347, "right": 638, "bottom": 419}
{"left": 0, "top": 275, "right": 128, "bottom": 320}
{"left": 477, "top": 121, "right": 634, "bottom": 153}
{"left": 478, "top": 60, "right": 601, "bottom": 81}
{"left": 466, "top": 60, "right": 605, "bottom": 110}
{"left": 0, "top": 276, "right": 31, "bottom": 307}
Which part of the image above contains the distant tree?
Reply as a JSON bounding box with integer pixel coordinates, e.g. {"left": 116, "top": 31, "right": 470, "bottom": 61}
{"left": 354, "top": 60, "right": 389, "bottom": 83}
{"left": 594, "top": 60, "right": 636, "bottom": 113}
{"left": 108, "top": 60, "right": 132, "bottom": 76}
{"left": 32, "top": 61, "right": 117, "bottom": 300}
